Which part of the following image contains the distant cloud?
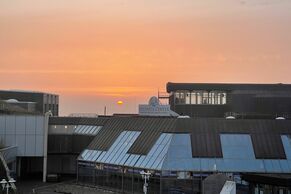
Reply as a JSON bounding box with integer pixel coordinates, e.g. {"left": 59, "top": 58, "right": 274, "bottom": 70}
{"left": 239, "top": 0, "right": 291, "bottom": 6}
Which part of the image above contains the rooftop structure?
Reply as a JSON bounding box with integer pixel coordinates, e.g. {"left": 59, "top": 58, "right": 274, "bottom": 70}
{"left": 167, "top": 82, "right": 291, "bottom": 118}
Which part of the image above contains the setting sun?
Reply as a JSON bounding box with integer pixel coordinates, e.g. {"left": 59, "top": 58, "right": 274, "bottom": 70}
{"left": 0, "top": 1, "right": 291, "bottom": 115}
{"left": 117, "top": 100, "right": 123, "bottom": 105}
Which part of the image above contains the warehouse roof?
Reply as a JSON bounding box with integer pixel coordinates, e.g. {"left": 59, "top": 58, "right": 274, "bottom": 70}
{"left": 83, "top": 117, "right": 291, "bottom": 159}
{"left": 49, "top": 115, "right": 291, "bottom": 172}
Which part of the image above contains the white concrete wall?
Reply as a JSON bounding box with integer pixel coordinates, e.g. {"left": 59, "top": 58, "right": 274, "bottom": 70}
{"left": 0, "top": 115, "right": 45, "bottom": 156}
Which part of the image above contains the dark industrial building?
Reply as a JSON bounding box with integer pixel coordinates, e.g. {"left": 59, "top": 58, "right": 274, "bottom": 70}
{"left": 2, "top": 82, "right": 291, "bottom": 194}
{"left": 167, "top": 82, "right": 291, "bottom": 119}
{"left": 0, "top": 90, "right": 59, "bottom": 116}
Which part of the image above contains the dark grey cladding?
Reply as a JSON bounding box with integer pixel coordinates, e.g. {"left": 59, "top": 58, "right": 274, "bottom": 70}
{"left": 49, "top": 116, "right": 109, "bottom": 126}
{"left": 242, "top": 173, "right": 291, "bottom": 187}
{"left": 85, "top": 116, "right": 291, "bottom": 159}
{"left": 48, "top": 135, "right": 95, "bottom": 154}
{"left": 166, "top": 82, "right": 291, "bottom": 92}
{"left": 167, "top": 82, "right": 291, "bottom": 119}
{"left": 48, "top": 117, "right": 109, "bottom": 155}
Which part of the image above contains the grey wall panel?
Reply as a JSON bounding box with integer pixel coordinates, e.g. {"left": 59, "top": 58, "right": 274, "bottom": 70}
{"left": 0, "top": 116, "right": 5, "bottom": 135}
{"left": 5, "top": 135, "right": 16, "bottom": 146}
{"left": 35, "top": 135, "right": 44, "bottom": 155}
{"left": 36, "top": 116, "right": 44, "bottom": 135}
{"left": 26, "top": 116, "right": 36, "bottom": 135}
{"left": 25, "top": 135, "right": 36, "bottom": 156}
{"left": 15, "top": 116, "right": 26, "bottom": 135}
{"left": 15, "top": 135, "right": 25, "bottom": 155}
{"left": 6, "top": 116, "right": 15, "bottom": 135}
{"left": 0, "top": 115, "right": 45, "bottom": 156}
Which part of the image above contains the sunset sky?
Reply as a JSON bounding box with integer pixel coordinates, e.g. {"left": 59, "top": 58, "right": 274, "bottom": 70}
{"left": 1, "top": 0, "right": 291, "bottom": 115}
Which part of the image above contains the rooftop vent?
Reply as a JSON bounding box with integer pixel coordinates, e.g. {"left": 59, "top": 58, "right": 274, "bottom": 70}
{"left": 5, "top": 99, "right": 19, "bottom": 103}
{"left": 178, "top": 115, "right": 190, "bottom": 119}
{"left": 226, "top": 116, "right": 236, "bottom": 120}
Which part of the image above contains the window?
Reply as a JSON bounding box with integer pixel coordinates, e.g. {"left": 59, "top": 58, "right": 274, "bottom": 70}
{"left": 202, "top": 92, "right": 209, "bottom": 104}
{"left": 209, "top": 91, "right": 217, "bottom": 104}
{"left": 175, "top": 91, "right": 186, "bottom": 104}
{"left": 191, "top": 92, "right": 197, "bottom": 104}
{"left": 174, "top": 90, "right": 227, "bottom": 105}
{"left": 197, "top": 91, "right": 202, "bottom": 104}
{"left": 185, "top": 92, "right": 191, "bottom": 104}
{"left": 221, "top": 92, "right": 227, "bottom": 104}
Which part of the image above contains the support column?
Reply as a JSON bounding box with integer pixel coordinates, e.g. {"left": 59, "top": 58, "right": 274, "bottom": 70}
{"left": 43, "top": 111, "right": 51, "bottom": 182}
{"left": 76, "top": 161, "right": 79, "bottom": 183}
{"left": 17, "top": 158, "right": 21, "bottom": 178}
{"left": 159, "top": 173, "right": 162, "bottom": 194}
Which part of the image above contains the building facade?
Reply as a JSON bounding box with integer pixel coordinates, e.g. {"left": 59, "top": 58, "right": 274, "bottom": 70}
{"left": 0, "top": 90, "right": 59, "bottom": 116}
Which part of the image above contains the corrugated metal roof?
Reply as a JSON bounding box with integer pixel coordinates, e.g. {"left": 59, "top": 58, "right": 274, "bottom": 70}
{"left": 87, "top": 117, "right": 177, "bottom": 155}
{"left": 52, "top": 116, "right": 291, "bottom": 159}
{"left": 177, "top": 118, "right": 289, "bottom": 159}
{"left": 49, "top": 116, "right": 109, "bottom": 126}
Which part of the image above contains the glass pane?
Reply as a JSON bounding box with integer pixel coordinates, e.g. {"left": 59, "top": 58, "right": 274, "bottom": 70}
{"left": 220, "top": 134, "right": 255, "bottom": 160}
{"left": 128, "top": 155, "right": 141, "bottom": 167}
{"left": 185, "top": 92, "right": 190, "bottom": 104}
{"left": 84, "top": 126, "right": 91, "bottom": 134}
{"left": 197, "top": 91, "right": 202, "bottom": 104}
{"left": 191, "top": 92, "right": 196, "bottom": 104}
{"left": 202, "top": 91, "right": 208, "bottom": 104}
{"left": 88, "top": 126, "right": 96, "bottom": 134}
{"left": 92, "top": 151, "right": 102, "bottom": 161}
{"left": 96, "top": 152, "right": 107, "bottom": 162}
{"left": 281, "top": 135, "right": 291, "bottom": 159}
{"left": 75, "top": 125, "right": 82, "bottom": 133}
{"left": 77, "top": 125, "right": 86, "bottom": 133}
{"left": 80, "top": 149, "right": 89, "bottom": 159}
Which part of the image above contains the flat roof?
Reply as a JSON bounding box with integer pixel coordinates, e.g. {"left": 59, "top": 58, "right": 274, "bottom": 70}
{"left": 0, "top": 89, "right": 58, "bottom": 96}
{"left": 167, "top": 82, "right": 291, "bottom": 92}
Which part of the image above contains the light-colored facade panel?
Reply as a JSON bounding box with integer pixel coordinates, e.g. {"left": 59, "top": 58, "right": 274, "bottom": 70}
{"left": 0, "top": 116, "right": 5, "bottom": 135}
{"left": 25, "top": 116, "right": 36, "bottom": 135}
{"left": 5, "top": 134, "right": 16, "bottom": 146}
{"left": 0, "top": 115, "right": 45, "bottom": 156}
{"left": 15, "top": 135, "right": 25, "bottom": 155}
{"left": 6, "top": 116, "right": 16, "bottom": 135}
{"left": 15, "top": 116, "right": 26, "bottom": 135}
{"left": 35, "top": 135, "right": 44, "bottom": 156}
{"left": 36, "top": 116, "right": 44, "bottom": 135}
{"left": 25, "top": 135, "right": 36, "bottom": 156}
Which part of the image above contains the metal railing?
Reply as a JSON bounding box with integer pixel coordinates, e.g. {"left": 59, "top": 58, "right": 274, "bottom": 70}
{"left": 0, "top": 147, "right": 17, "bottom": 191}
{"left": 0, "top": 146, "right": 17, "bottom": 164}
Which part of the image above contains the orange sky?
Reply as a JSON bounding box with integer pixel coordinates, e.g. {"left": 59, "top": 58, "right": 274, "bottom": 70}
{"left": 1, "top": 0, "right": 291, "bottom": 115}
